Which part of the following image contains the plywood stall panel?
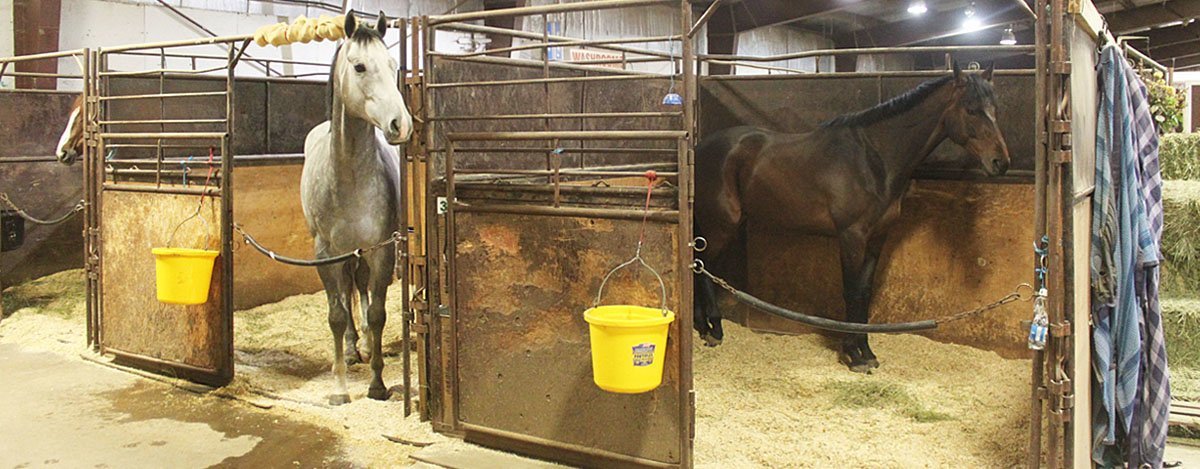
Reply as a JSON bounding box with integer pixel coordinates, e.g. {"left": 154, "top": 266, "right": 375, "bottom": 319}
{"left": 454, "top": 212, "right": 685, "bottom": 467}
{"left": 100, "top": 189, "right": 228, "bottom": 384}
{"left": 230, "top": 162, "right": 321, "bottom": 309}
{"left": 0, "top": 91, "right": 84, "bottom": 285}
{"left": 699, "top": 74, "right": 1037, "bottom": 357}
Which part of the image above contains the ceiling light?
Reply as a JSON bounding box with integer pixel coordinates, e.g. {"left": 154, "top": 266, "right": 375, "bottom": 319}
{"left": 907, "top": 1, "right": 927, "bottom": 15}
{"left": 1000, "top": 26, "right": 1017, "bottom": 45}
{"left": 965, "top": 2, "right": 976, "bottom": 17}
{"left": 961, "top": 3, "right": 981, "bottom": 32}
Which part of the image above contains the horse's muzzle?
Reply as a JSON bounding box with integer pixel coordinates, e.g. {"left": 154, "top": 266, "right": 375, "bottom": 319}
{"left": 57, "top": 151, "right": 78, "bottom": 166}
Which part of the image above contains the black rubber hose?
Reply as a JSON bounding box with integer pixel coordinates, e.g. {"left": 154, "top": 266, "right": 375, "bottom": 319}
{"left": 727, "top": 289, "right": 938, "bottom": 334}
{"left": 240, "top": 230, "right": 361, "bottom": 267}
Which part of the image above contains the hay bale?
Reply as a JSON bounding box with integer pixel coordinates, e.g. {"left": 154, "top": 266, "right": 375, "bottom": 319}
{"left": 1165, "top": 298, "right": 1200, "bottom": 401}
{"left": 1163, "top": 181, "right": 1200, "bottom": 298}
{"left": 1160, "top": 133, "right": 1200, "bottom": 181}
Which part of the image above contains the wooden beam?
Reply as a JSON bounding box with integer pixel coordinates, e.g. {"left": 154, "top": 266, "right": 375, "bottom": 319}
{"left": 482, "top": 0, "right": 524, "bottom": 57}
{"left": 12, "top": 0, "right": 61, "bottom": 89}
{"left": 1107, "top": 0, "right": 1200, "bottom": 33}
{"left": 837, "top": 5, "right": 1029, "bottom": 47}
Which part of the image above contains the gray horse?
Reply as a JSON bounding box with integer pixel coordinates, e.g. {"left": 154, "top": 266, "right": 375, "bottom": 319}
{"left": 301, "top": 13, "right": 413, "bottom": 404}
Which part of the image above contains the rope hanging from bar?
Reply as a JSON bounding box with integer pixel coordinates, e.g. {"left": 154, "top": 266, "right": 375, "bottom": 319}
{"left": 234, "top": 224, "right": 402, "bottom": 267}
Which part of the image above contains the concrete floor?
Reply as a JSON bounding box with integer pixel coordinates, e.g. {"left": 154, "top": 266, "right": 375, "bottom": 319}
{"left": 5, "top": 340, "right": 1200, "bottom": 468}
{"left": 0, "top": 343, "right": 349, "bottom": 469}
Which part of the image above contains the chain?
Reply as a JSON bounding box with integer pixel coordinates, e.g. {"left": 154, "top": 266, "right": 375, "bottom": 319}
{"left": 234, "top": 223, "right": 404, "bottom": 267}
{"left": 693, "top": 259, "right": 1034, "bottom": 333}
{"left": 0, "top": 192, "right": 85, "bottom": 226}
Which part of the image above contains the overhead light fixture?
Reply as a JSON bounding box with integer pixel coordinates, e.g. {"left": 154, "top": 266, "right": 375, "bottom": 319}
{"left": 907, "top": 1, "right": 928, "bottom": 15}
{"left": 1000, "top": 26, "right": 1017, "bottom": 45}
{"left": 962, "top": 3, "right": 982, "bottom": 32}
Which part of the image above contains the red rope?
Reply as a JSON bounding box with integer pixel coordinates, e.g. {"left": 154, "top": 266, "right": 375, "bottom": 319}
{"left": 636, "top": 170, "right": 657, "bottom": 250}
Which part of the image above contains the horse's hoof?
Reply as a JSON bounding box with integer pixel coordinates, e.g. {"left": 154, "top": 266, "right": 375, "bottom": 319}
{"left": 367, "top": 386, "right": 390, "bottom": 401}
{"left": 702, "top": 333, "right": 723, "bottom": 347}
{"left": 344, "top": 351, "right": 363, "bottom": 366}
{"left": 329, "top": 394, "right": 351, "bottom": 406}
{"left": 866, "top": 358, "right": 881, "bottom": 369}
{"left": 848, "top": 363, "right": 874, "bottom": 374}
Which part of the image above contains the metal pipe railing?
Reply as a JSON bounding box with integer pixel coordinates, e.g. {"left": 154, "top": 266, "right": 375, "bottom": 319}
{"left": 438, "top": 23, "right": 676, "bottom": 60}
{"left": 430, "top": 111, "right": 681, "bottom": 121}
{"left": 428, "top": 0, "right": 674, "bottom": 25}
{"left": 431, "top": 54, "right": 661, "bottom": 76}
{"left": 447, "top": 130, "right": 687, "bottom": 141}
{"left": 428, "top": 73, "right": 668, "bottom": 89}
{"left": 700, "top": 44, "right": 1036, "bottom": 63}
{"left": 441, "top": 35, "right": 681, "bottom": 59}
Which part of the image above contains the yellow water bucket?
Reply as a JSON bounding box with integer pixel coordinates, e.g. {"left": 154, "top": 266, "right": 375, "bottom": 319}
{"left": 585, "top": 305, "right": 675, "bottom": 393}
{"left": 586, "top": 254, "right": 674, "bottom": 394}
{"left": 152, "top": 247, "right": 219, "bottom": 305}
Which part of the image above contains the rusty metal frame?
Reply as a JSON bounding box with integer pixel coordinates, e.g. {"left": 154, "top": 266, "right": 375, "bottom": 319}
{"left": 418, "top": 0, "right": 696, "bottom": 466}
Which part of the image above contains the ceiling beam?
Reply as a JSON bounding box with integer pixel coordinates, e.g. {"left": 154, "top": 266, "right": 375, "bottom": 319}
{"left": 1148, "top": 38, "right": 1200, "bottom": 60}
{"left": 1163, "top": 53, "right": 1200, "bottom": 68}
{"left": 708, "top": 0, "right": 857, "bottom": 36}
{"left": 836, "top": 5, "right": 1029, "bottom": 47}
{"left": 1136, "top": 21, "right": 1200, "bottom": 49}
{"left": 1107, "top": 0, "right": 1200, "bottom": 33}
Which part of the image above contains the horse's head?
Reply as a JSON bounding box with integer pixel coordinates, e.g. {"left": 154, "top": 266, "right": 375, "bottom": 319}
{"left": 334, "top": 13, "right": 413, "bottom": 145}
{"left": 55, "top": 94, "right": 84, "bottom": 165}
{"left": 942, "top": 62, "right": 1010, "bottom": 176}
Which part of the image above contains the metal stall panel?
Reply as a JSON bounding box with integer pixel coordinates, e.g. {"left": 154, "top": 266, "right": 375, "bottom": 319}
{"left": 453, "top": 212, "right": 685, "bottom": 467}
{"left": 99, "top": 189, "right": 231, "bottom": 385}
{"left": 698, "top": 74, "right": 1039, "bottom": 357}
{"left": 0, "top": 91, "right": 84, "bottom": 285}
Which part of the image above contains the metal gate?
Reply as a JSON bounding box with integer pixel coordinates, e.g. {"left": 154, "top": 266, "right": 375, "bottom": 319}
{"left": 415, "top": 1, "right": 697, "bottom": 467}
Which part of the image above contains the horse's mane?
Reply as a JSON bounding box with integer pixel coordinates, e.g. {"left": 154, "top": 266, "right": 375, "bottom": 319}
{"left": 819, "top": 74, "right": 993, "bottom": 128}
{"left": 326, "top": 25, "right": 385, "bottom": 120}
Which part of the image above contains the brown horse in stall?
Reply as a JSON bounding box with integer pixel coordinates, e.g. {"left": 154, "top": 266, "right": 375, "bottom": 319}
{"left": 693, "top": 63, "right": 1011, "bottom": 373}
{"left": 54, "top": 94, "right": 84, "bottom": 165}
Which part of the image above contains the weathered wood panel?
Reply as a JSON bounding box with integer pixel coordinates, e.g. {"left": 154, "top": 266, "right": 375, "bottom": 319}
{"left": 736, "top": 181, "right": 1035, "bottom": 358}
{"left": 699, "top": 73, "right": 1037, "bottom": 176}
{"left": 100, "top": 189, "right": 225, "bottom": 373}
{"left": 230, "top": 163, "right": 322, "bottom": 309}
{"left": 0, "top": 91, "right": 83, "bottom": 286}
{"left": 454, "top": 212, "right": 684, "bottom": 466}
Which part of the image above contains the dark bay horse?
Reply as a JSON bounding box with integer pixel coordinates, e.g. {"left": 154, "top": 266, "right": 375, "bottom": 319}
{"left": 694, "top": 64, "right": 1010, "bottom": 373}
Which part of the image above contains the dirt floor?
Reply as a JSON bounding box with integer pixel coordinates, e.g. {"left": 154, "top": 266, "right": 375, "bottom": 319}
{"left": 3, "top": 269, "right": 1036, "bottom": 467}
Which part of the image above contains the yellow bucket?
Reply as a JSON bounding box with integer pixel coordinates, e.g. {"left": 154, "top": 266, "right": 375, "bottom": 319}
{"left": 584, "top": 305, "right": 675, "bottom": 394}
{"left": 152, "top": 247, "right": 219, "bottom": 305}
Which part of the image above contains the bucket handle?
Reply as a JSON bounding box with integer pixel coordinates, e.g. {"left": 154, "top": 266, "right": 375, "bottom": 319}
{"left": 593, "top": 254, "right": 668, "bottom": 316}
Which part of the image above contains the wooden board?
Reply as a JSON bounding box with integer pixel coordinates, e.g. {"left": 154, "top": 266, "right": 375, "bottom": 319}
{"left": 452, "top": 212, "right": 686, "bottom": 467}
{"left": 230, "top": 163, "right": 322, "bottom": 309}
{"left": 100, "top": 188, "right": 230, "bottom": 385}
{"left": 731, "top": 181, "right": 1036, "bottom": 358}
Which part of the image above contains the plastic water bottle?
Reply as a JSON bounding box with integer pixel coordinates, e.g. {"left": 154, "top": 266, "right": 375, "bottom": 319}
{"left": 1028, "top": 288, "right": 1049, "bottom": 350}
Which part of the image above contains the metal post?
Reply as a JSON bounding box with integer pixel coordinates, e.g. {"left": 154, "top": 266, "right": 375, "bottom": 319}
{"left": 220, "top": 42, "right": 237, "bottom": 384}
{"left": 398, "top": 16, "right": 413, "bottom": 418}
{"left": 1029, "top": 0, "right": 1048, "bottom": 466}
{"left": 678, "top": 1, "right": 695, "bottom": 467}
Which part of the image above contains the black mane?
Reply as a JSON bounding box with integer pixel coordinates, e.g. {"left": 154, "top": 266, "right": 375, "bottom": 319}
{"left": 819, "top": 74, "right": 993, "bottom": 128}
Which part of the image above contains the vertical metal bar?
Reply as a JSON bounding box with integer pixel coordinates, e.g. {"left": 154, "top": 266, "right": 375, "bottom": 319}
{"left": 411, "top": 15, "right": 430, "bottom": 422}
{"left": 98, "top": 49, "right": 110, "bottom": 353}
{"left": 82, "top": 48, "right": 95, "bottom": 350}
{"left": 221, "top": 42, "right": 237, "bottom": 384}
{"left": 678, "top": 1, "right": 695, "bottom": 467}
{"left": 158, "top": 48, "right": 166, "bottom": 187}
{"left": 1046, "top": 0, "right": 1066, "bottom": 466}
{"left": 398, "top": 16, "right": 413, "bottom": 418}
{"left": 446, "top": 136, "right": 460, "bottom": 431}
{"left": 1029, "top": 0, "right": 1048, "bottom": 465}
{"left": 422, "top": 17, "right": 448, "bottom": 427}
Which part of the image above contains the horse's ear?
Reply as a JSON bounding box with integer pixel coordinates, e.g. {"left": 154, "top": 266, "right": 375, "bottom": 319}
{"left": 952, "top": 60, "right": 963, "bottom": 82}
{"left": 344, "top": 14, "right": 358, "bottom": 37}
{"left": 376, "top": 12, "right": 388, "bottom": 37}
{"left": 982, "top": 62, "right": 995, "bottom": 82}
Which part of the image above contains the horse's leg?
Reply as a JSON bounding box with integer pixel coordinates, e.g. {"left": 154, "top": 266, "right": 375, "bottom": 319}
{"left": 353, "top": 261, "right": 372, "bottom": 362}
{"left": 342, "top": 262, "right": 363, "bottom": 366}
{"left": 837, "top": 229, "right": 874, "bottom": 373}
{"left": 856, "top": 234, "right": 887, "bottom": 369}
{"left": 317, "top": 262, "right": 353, "bottom": 405}
{"left": 364, "top": 250, "right": 393, "bottom": 401}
